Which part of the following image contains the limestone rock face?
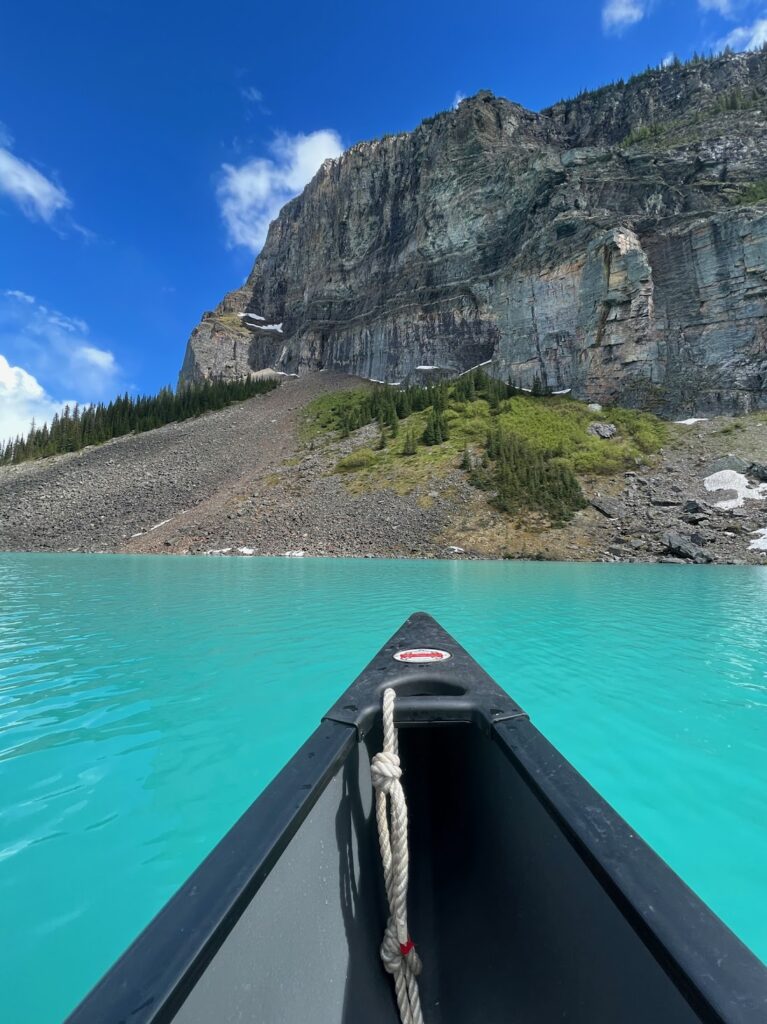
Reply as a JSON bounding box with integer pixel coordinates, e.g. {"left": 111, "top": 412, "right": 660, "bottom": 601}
{"left": 180, "top": 52, "right": 767, "bottom": 415}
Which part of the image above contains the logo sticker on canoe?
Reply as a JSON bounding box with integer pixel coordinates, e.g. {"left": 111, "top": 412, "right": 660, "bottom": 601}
{"left": 393, "top": 648, "right": 451, "bottom": 663}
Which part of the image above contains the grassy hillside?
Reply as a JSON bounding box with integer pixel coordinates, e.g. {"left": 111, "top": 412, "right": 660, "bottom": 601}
{"left": 303, "top": 371, "right": 666, "bottom": 524}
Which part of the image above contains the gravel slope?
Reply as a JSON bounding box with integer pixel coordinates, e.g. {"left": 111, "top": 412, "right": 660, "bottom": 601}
{"left": 0, "top": 374, "right": 361, "bottom": 553}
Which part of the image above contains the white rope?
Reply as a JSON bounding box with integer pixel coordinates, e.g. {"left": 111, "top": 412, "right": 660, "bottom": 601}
{"left": 369, "top": 687, "right": 425, "bottom": 1024}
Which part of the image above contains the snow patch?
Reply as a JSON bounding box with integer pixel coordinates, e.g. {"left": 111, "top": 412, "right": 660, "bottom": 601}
{"left": 457, "top": 359, "right": 493, "bottom": 376}
{"left": 416, "top": 365, "right": 440, "bottom": 371}
{"left": 129, "top": 515, "right": 177, "bottom": 539}
{"left": 704, "top": 470, "right": 767, "bottom": 510}
{"left": 676, "top": 418, "right": 708, "bottom": 426}
{"left": 239, "top": 312, "right": 281, "bottom": 331}
{"left": 749, "top": 528, "right": 767, "bottom": 552}
{"left": 514, "top": 384, "right": 569, "bottom": 395}
{"left": 206, "top": 547, "right": 232, "bottom": 555}
{"left": 237, "top": 546, "right": 256, "bottom": 555}
{"left": 284, "top": 549, "right": 305, "bottom": 557}
{"left": 148, "top": 517, "right": 173, "bottom": 532}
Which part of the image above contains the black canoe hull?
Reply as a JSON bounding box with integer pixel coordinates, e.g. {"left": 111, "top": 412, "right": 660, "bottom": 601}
{"left": 65, "top": 613, "right": 767, "bottom": 1023}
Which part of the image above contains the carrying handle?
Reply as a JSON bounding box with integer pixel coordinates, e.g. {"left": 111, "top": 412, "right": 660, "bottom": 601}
{"left": 322, "top": 612, "right": 527, "bottom": 738}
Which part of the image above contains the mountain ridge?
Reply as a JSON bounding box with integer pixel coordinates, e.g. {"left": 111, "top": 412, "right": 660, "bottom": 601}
{"left": 180, "top": 50, "right": 767, "bottom": 416}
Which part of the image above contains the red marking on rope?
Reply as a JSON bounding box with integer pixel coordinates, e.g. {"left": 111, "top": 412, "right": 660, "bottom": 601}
{"left": 400, "top": 938, "right": 415, "bottom": 956}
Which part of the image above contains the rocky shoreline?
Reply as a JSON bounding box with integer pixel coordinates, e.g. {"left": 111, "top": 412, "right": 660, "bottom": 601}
{"left": 0, "top": 374, "right": 765, "bottom": 563}
{"left": 584, "top": 452, "right": 767, "bottom": 565}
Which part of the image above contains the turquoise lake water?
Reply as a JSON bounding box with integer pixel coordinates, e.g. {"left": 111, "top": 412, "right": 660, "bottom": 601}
{"left": 1, "top": 553, "right": 766, "bottom": 1021}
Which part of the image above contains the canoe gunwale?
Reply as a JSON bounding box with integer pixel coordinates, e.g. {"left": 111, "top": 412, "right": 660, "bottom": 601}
{"left": 64, "top": 719, "right": 357, "bottom": 1024}
{"left": 491, "top": 716, "right": 767, "bottom": 1024}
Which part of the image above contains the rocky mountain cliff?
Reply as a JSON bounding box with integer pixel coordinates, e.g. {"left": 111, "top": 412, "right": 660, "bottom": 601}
{"left": 180, "top": 51, "right": 767, "bottom": 416}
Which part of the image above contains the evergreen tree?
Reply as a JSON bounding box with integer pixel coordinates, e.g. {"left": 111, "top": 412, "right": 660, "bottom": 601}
{"left": 1, "top": 376, "right": 279, "bottom": 466}
{"left": 473, "top": 426, "right": 586, "bottom": 522}
{"left": 422, "top": 410, "right": 437, "bottom": 446}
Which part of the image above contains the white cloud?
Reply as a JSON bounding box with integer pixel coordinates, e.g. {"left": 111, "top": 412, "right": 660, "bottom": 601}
{"left": 602, "top": 0, "right": 646, "bottom": 32}
{"left": 241, "top": 86, "right": 263, "bottom": 103}
{"left": 217, "top": 128, "right": 343, "bottom": 253}
{"left": 0, "top": 291, "right": 120, "bottom": 416}
{"left": 3, "top": 289, "right": 34, "bottom": 304}
{"left": 453, "top": 91, "right": 466, "bottom": 109}
{"left": 77, "top": 345, "right": 117, "bottom": 373}
{"left": 0, "top": 355, "right": 75, "bottom": 444}
{"left": 718, "top": 16, "right": 767, "bottom": 49}
{"left": 699, "top": 0, "right": 734, "bottom": 14}
{"left": 662, "top": 51, "right": 677, "bottom": 66}
{"left": 0, "top": 144, "right": 71, "bottom": 223}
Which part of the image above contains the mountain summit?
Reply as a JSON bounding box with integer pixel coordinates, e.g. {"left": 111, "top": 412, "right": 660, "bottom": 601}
{"left": 180, "top": 51, "right": 767, "bottom": 416}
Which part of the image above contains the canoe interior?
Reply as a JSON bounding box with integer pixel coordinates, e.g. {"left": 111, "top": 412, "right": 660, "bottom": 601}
{"left": 175, "top": 721, "right": 703, "bottom": 1024}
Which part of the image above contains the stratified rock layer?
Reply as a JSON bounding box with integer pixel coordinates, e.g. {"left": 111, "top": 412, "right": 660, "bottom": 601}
{"left": 180, "top": 52, "right": 767, "bottom": 415}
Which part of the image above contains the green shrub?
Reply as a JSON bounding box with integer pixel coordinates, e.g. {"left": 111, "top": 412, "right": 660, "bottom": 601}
{"left": 620, "top": 122, "right": 663, "bottom": 147}
{"left": 336, "top": 449, "right": 377, "bottom": 472}
{"left": 732, "top": 179, "right": 767, "bottom": 205}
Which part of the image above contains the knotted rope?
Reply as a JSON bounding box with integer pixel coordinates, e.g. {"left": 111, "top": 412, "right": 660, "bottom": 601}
{"left": 369, "top": 687, "right": 424, "bottom": 1024}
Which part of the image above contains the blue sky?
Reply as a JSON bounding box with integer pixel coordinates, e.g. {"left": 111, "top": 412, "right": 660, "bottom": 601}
{"left": 1, "top": 0, "right": 765, "bottom": 441}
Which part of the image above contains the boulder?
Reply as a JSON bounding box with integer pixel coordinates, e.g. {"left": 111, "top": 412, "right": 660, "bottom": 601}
{"left": 748, "top": 462, "right": 767, "bottom": 482}
{"left": 661, "top": 530, "right": 713, "bottom": 564}
{"left": 588, "top": 422, "right": 617, "bottom": 439}
{"left": 707, "top": 455, "right": 750, "bottom": 475}
{"left": 590, "top": 497, "right": 623, "bottom": 519}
